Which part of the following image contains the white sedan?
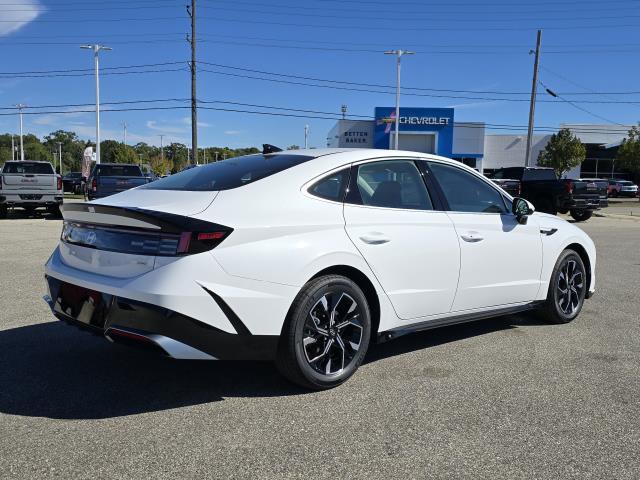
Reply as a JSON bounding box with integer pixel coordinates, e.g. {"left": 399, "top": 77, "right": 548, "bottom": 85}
{"left": 44, "top": 148, "right": 596, "bottom": 389}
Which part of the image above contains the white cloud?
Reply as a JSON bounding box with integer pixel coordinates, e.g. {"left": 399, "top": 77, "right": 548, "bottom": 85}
{"left": 32, "top": 109, "right": 90, "bottom": 126}
{"left": 145, "top": 120, "right": 187, "bottom": 135}
{"left": 224, "top": 130, "right": 240, "bottom": 135}
{"left": 180, "top": 116, "right": 211, "bottom": 128}
{"left": 0, "top": 0, "right": 44, "bottom": 36}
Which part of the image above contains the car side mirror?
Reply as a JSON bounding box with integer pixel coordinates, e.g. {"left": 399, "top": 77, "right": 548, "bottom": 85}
{"left": 512, "top": 197, "right": 535, "bottom": 224}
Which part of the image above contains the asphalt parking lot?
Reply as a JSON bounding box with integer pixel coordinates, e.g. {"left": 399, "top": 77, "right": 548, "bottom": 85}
{"left": 1, "top": 210, "right": 639, "bottom": 479}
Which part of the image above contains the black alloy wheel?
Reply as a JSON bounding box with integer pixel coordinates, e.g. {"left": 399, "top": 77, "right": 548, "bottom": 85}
{"left": 277, "top": 275, "right": 371, "bottom": 390}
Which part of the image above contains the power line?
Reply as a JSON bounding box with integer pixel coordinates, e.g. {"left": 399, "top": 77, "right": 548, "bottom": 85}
{"left": 197, "top": 63, "right": 640, "bottom": 104}
{"left": 0, "top": 61, "right": 185, "bottom": 76}
{"left": 0, "top": 67, "right": 187, "bottom": 79}
{"left": 0, "top": 98, "right": 632, "bottom": 134}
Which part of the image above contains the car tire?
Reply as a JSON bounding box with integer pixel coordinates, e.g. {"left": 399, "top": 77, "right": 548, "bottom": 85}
{"left": 47, "top": 205, "right": 62, "bottom": 218}
{"left": 610, "top": 190, "right": 618, "bottom": 198}
{"left": 0, "top": 205, "right": 7, "bottom": 219}
{"left": 277, "top": 275, "right": 371, "bottom": 390}
{"left": 570, "top": 209, "right": 593, "bottom": 222}
{"left": 539, "top": 250, "right": 587, "bottom": 324}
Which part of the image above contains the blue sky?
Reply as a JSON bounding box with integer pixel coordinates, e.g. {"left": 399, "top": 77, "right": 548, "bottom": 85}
{"left": 1, "top": 0, "right": 639, "bottom": 148}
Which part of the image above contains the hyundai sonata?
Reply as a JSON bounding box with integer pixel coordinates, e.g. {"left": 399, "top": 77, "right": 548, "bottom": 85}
{"left": 44, "top": 148, "right": 596, "bottom": 389}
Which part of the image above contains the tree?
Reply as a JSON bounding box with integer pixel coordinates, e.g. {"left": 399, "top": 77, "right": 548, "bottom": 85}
{"left": 616, "top": 124, "right": 640, "bottom": 177}
{"left": 537, "top": 128, "right": 586, "bottom": 177}
{"left": 44, "top": 130, "right": 86, "bottom": 173}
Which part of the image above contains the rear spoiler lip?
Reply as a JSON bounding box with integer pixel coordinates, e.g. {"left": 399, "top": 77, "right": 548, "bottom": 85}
{"left": 61, "top": 202, "right": 228, "bottom": 234}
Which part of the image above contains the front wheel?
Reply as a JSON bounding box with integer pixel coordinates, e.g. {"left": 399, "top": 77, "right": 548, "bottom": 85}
{"left": 539, "top": 250, "right": 587, "bottom": 324}
{"left": 277, "top": 275, "right": 371, "bottom": 390}
{"left": 570, "top": 209, "right": 593, "bottom": 222}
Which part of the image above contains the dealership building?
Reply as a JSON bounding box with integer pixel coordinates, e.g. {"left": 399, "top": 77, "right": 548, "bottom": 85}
{"left": 327, "top": 107, "right": 633, "bottom": 178}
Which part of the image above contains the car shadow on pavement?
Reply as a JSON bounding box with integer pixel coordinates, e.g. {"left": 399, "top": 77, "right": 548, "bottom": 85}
{"left": 0, "top": 321, "right": 298, "bottom": 420}
{"left": 0, "top": 314, "right": 543, "bottom": 420}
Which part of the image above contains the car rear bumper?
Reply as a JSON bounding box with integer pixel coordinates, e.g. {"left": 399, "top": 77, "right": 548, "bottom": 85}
{"left": 0, "top": 193, "right": 63, "bottom": 207}
{"left": 44, "top": 275, "right": 279, "bottom": 361}
{"left": 560, "top": 197, "right": 601, "bottom": 211}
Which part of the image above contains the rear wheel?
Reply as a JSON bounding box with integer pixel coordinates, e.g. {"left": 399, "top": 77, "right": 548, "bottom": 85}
{"left": 277, "top": 275, "right": 371, "bottom": 390}
{"left": 47, "top": 205, "right": 62, "bottom": 218}
{"left": 570, "top": 209, "right": 593, "bottom": 222}
{"left": 539, "top": 250, "right": 587, "bottom": 324}
{"left": 0, "top": 205, "right": 7, "bottom": 219}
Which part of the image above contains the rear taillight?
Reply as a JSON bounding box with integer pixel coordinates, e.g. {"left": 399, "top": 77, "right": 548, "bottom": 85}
{"left": 176, "top": 230, "right": 232, "bottom": 254}
{"left": 57, "top": 176, "right": 63, "bottom": 191}
{"left": 92, "top": 178, "right": 97, "bottom": 192}
{"left": 565, "top": 181, "right": 574, "bottom": 194}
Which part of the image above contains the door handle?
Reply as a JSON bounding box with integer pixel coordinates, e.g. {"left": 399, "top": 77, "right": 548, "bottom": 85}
{"left": 460, "top": 232, "right": 484, "bottom": 243}
{"left": 359, "top": 233, "right": 390, "bottom": 245}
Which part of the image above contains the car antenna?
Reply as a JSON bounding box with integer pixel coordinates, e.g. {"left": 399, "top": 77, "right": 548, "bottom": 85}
{"left": 262, "top": 144, "right": 283, "bottom": 154}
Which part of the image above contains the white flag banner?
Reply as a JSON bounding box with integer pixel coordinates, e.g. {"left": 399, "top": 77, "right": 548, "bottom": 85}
{"left": 82, "top": 147, "right": 93, "bottom": 179}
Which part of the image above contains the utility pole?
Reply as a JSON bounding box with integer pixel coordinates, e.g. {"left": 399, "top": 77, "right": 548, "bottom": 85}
{"left": 81, "top": 44, "right": 111, "bottom": 164}
{"left": 525, "top": 30, "right": 542, "bottom": 167}
{"left": 57, "top": 141, "right": 62, "bottom": 174}
{"left": 304, "top": 124, "right": 309, "bottom": 149}
{"left": 122, "top": 121, "right": 127, "bottom": 144}
{"left": 384, "top": 50, "right": 415, "bottom": 150}
{"left": 16, "top": 104, "right": 25, "bottom": 161}
{"left": 341, "top": 104, "right": 347, "bottom": 120}
{"left": 159, "top": 134, "right": 165, "bottom": 163}
{"left": 187, "top": 0, "right": 198, "bottom": 165}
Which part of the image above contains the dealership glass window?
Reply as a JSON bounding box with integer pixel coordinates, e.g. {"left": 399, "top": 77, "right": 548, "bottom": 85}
{"left": 308, "top": 169, "right": 350, "bottom": 202}
{"left": 427, "top": 162, "right": 507, "bottom": 214}
{"left": 351, "top": 160, "right": 433, "bottom": 210}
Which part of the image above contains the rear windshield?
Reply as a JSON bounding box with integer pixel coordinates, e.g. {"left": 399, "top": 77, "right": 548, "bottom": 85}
{"left": 522, "top": 169, "right": 557, "bottom": 181}
{"left": 65, "top": 172, "right": 82, "bottom": 178}
{"left": 2, "top": 162, "right": 54, "bottom": 174}
{"left": 142, "top": 154, "right": 315, "bottom": 191}
{"left": 95, "top": 165, "right": 143, "bottom": 177}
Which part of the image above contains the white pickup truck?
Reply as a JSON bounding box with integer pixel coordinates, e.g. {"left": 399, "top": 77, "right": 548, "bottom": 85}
{"left": 0, "top": 161, "right": 63, "bottom": 218}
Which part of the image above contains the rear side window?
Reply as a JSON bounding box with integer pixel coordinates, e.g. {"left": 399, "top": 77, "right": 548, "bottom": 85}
{"left": 96, "top": 165, "right": 143, "bottom": 177}
{"left": 308, "top": 169, "right": 349, "bottom": 202}
{"left": 143, "top": 154, "right": 315, "bottom": 191}
{"left": 2, "top": 162, "right": 54, "bottom": 174}
{"left": 428, "top": 162, "right": 507, "bottom": 214}
{"left": 352, "top": 160, "right": 433, "bottom": 210}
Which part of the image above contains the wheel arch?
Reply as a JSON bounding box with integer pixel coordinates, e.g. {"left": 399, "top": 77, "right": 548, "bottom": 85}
{"left": 283, "top": 265, "right": 381, "bottom": 340}
{"left": 564, "top": 242, "right": 592, "bottom": 294}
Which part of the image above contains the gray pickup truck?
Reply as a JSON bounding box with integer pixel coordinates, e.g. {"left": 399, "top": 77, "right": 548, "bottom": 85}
{"left": 86, "top": 163, "right": 150, "bottom": 200}
{"left": 0, "top": 161, "right": 63, "bottom": 218}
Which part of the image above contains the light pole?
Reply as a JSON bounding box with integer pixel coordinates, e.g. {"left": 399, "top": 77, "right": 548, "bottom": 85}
{"left": 304, "top": 124, "right": 309, "bottom": 149}
{"left": 159, "top": 134, "right": 165, "bottom": 163}
{"left": 81, "top": 44, "right": 111, "bottom": 164}
{"left": 384, "top": 50, "right": 415, "bottom": 150}
{"left": 122, "top": 121, "right": 127, "bottom": 145}
{"left": 57, "top": 141, "right": 62, "bottom": 174}
{"left": 16, "top": 104, "right": 26, "bottom": 161}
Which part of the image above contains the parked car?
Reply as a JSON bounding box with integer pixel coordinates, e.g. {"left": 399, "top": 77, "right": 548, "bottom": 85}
{"left": 62, "top": 171, "right": 84, "bottom": 194}
{"left": 86, "top": 163, "right": 149, "bottom": 200}
{"left": 608, "top": 179, "right": 638, "bottom": 198}
{"left": 488, "top": 167, "right": 602, "bottom": 221}
{"left": 578, "top": 178, "right": 609, "bottom": 209}
{"left": 489, "top": 177, "right": 521, "bottom": 197}
{"left": 0, "top": 160, "right": 63, "bottom": 218}
{"left": 44, "top": 148, "right": 596, "bottom": 389}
